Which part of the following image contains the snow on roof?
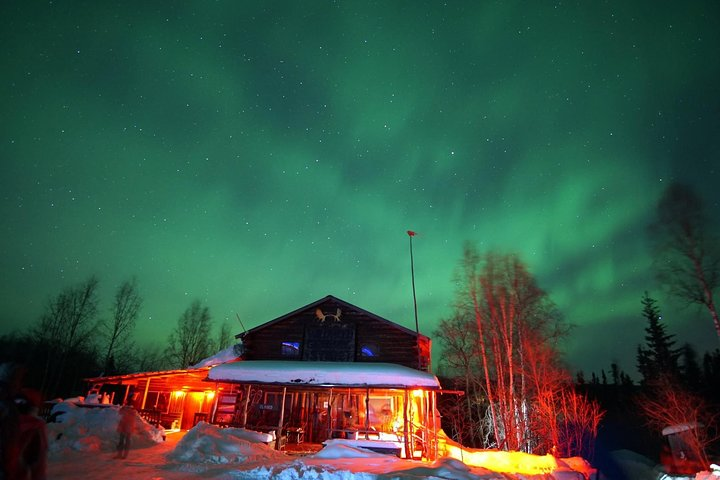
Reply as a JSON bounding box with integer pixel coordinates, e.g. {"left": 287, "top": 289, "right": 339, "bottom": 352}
{"left": 662, "top": 422, "right": 701, "bottom": 436}
{"left": 85, "top": 367, "right": 210, "bottom": 384}
{"left": 190, "top": 343, "right": 244, "bottom": 368}
{"left": 208, "top": 361, "right": 441, "bottom": 389}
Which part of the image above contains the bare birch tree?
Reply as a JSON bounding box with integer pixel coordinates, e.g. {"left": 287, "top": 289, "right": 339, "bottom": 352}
{"left": 33, "top": 276, "right": 100, "bottom": 397}
{"left": 165, "top": 300, "right": 212, "bottom": 368}
{"left": 443, "top": 244, "right": 581, "bottom": 453}
{"left": 458, "top": 245, "right": 502, "bottom": 447}
{"left": 649, "top": 182, "right": 720, "bottom": 341}
{"left": 133, "top": 341, "right": 168, "bottom": 372}
{"left": 434, "top": 311, "right": 488, "bottom": 447}
{"left": 214, "top": 321, "right": 234, "bottom": 352}
{"left": 102, "top": 278, "right": 142, "bottom": 374}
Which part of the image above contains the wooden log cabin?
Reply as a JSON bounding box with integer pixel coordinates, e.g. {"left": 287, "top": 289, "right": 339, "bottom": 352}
{"left": 86, "top": 295, "right": 442, "bottom": 459}
{"left": 238, "top": 295, "right": 431, "bottom": 370}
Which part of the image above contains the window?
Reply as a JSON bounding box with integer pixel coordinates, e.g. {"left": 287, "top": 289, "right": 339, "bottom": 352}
{"left": 281, "top": 341, "right": 300, "bottom": 357}
{"left": 360, "top": 344, "right": 377, "bottom": 357}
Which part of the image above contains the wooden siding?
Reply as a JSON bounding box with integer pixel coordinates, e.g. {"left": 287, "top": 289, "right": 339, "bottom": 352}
{"left": 240, "top": 296, "right": 430, "bottom": 370}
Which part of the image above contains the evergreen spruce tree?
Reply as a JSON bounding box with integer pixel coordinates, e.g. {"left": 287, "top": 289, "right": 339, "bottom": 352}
{"left": 610, "top": 362, "right": 620, "bottom": 385}
{"left": 702, "top": 349, "right": 720, "bottom": 386}
{"left": 635, "top": 292, "right": 681, "bottom": 384}
{"left": 636, "top": 344, "right": 652, "bottom": 382}
{"left": 680, "top": 343, "right": 702, "bottom": 390}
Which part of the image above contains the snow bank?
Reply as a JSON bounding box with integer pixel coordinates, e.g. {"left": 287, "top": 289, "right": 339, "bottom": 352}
{"left": 231, "top": 464, "right": 378, "bottom": 479}
{"left": 166, "top": 422, "right": 286, "bottom": 464}
{"left": 46, "top": 401, "right": 164, "bottom": 456}
{"left": 43, "top": 403, "right": 607, "bottom": 480}
{"left": 314, "top": 441, "right": 393, "bottom": 459}
{"left": 438, "top": 429, "right": 594, "bottom": 478}
{"left": 609, "top": 449, "right": 666, "bottom": 479}
{"left": 392, "top": 456, "right": 490, "bottom": 480}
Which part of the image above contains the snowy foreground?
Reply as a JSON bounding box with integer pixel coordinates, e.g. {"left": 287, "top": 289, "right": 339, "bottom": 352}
{"left": 46, "top": 401, "right": 716, "bottom": 480}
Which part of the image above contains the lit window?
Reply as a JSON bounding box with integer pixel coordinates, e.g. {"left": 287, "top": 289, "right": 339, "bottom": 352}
{"left": 282, "top": 341, "right": 300, "bottom": 357}
{"left": 360, "top": 344, "right": 377, "bottom": 357}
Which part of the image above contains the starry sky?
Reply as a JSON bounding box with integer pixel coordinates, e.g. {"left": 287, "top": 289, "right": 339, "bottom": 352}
{"left": 1, "top": 1, "right": 719, "bottom": 377}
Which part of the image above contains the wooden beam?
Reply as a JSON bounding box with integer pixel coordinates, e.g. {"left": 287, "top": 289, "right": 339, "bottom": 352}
{"left": 141, "top": 378, "right": 150, "bottom": 410}
{"left": 275, "top": 386, "right": 287, "bottom": 450}
{"left": 364, "top": 386, "right": 370, "bottom": 438}
{"left": 241, "top": 384, "right": 251, "bottom": 427}
{"left": 403, "top": 389, "right": 410, "bottom": 459}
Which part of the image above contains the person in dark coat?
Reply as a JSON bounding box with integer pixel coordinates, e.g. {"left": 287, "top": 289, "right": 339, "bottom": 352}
{"left": 1, "top": 363, "right": 22, "bottom": 480}
{"left": 14, "top": 389, "right": 47, "bottom": 480}
{"left": 115, "top": 404, "right": 136, "bottom": 459}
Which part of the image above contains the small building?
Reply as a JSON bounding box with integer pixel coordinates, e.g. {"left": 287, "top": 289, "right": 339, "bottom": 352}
{"left": 661, "top": 422, "right": 706, "bottom": 475}
{"left": 85, "top": 295, "right": 443, "bottom": 459}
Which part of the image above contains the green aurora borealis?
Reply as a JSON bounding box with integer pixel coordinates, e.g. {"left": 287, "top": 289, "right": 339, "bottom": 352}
{"left": 1, "top": 1, "right": 718, "bottom": 377}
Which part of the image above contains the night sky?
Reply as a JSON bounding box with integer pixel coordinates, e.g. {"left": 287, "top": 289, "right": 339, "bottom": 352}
{"left": 2, "top": 1, "right": 719, "bottom": 377}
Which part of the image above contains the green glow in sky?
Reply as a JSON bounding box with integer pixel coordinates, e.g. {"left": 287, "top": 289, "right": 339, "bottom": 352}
{"left": 1, "top": 1, "right": 718, "bottom": 376}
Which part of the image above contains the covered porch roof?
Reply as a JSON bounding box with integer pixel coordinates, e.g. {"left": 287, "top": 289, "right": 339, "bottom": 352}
{"left": 207, "top": 360, "right": 441, "bottom": 390}
{"left": 85, "top": 367, "right": 213, "bottom": 392}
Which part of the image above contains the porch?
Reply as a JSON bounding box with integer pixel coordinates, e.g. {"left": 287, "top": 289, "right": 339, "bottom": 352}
{"left": 206, "top": 360, "right": 442, "bottom": 460}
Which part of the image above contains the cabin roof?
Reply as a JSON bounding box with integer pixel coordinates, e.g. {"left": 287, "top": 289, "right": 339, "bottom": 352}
{"left": 208, "top": 360, "right": 440, "bottom": 389}
{"left": 85, "top": 367, "right": 210, "bottom": 384}
{"left": 237, "top": 294, "right": 429, "bottom": 341}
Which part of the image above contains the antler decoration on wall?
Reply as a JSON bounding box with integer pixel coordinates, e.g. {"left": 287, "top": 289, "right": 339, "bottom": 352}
{"left": 315, "top": 308, "right": 342, "bottom": 323}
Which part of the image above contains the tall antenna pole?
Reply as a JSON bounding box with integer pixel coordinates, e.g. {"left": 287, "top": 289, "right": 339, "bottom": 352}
{"left": 407, "top": 230, "right": 421, "bottom": 370}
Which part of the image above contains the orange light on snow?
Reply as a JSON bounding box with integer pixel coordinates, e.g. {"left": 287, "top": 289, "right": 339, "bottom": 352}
{"left": 443, "top": 443, "right": 557, "bottom": 475}
{"left": 437, "top": 433, "right": 561, "bottom": 475}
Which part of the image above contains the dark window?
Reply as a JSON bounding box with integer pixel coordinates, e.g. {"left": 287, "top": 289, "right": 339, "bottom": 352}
{"left": 282, "top": 341, "right": 300, "bottom": 357}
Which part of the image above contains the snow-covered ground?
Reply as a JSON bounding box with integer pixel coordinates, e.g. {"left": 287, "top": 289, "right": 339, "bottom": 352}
{"left": 45, "top": 401, "right": 717, "bottom": 479}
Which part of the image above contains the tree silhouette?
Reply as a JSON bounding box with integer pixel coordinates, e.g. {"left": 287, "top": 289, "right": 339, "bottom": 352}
{"left": 636, "top": 292, "right": 681, "bottom": 385}
{"left": 102, "top": 278, "right": 142, "bottom": 375}
{"left": 649, "top": 182, "right": 720, "bottom": 341}
{"left": 680, "top": 343, "right": 702, "bottom": 390}
{"left": 32, "top": 276, "right": 101, "bottom": 397}
{"left": 436, "top": 245, "right": 596, "bottom": 455}
{"left": 165, "top": 300, "right": 212, "bottom": 368}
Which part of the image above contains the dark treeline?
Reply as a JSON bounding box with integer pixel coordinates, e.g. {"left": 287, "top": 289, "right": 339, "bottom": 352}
{"left": 434, "top": 182, "right": 720, "bottom": 472}
{"left": 577, "top": 292, "right": 720, "bottom": 469}
{"left": 0, "top": 276, "right": 234, "bottom": 400}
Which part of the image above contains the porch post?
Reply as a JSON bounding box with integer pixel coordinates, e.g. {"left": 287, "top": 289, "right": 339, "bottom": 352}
{"left": 241, "top": 384, "right": 251, "bottom": 427}
{"left": 403, "top": 389, "right": 410, "bottom": 459}
{"left": 327, "top": 388, "right": 333, "bottom": 439}
{"left": 275, "top": 386, "right": 287, "bottom": 450}
{"left": 310, "top": 392, "right": 317, "bottom": 442}
{"left": 431, "top": 390, "right": 438, "bottom": 460}
{"left": 121, "top": 383, "right": 130, "bottom": 405}
{"left": 209, "top": 383, "right": 220, "bottom": 424}
{"left": 141, "top": 378, "right": 150, "bottom": 410}
{"left": 364, "top": 386, "right": 370, "bottom": 439}
{"left": 423, "top": 390, "right": 430, "bottom": 460}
